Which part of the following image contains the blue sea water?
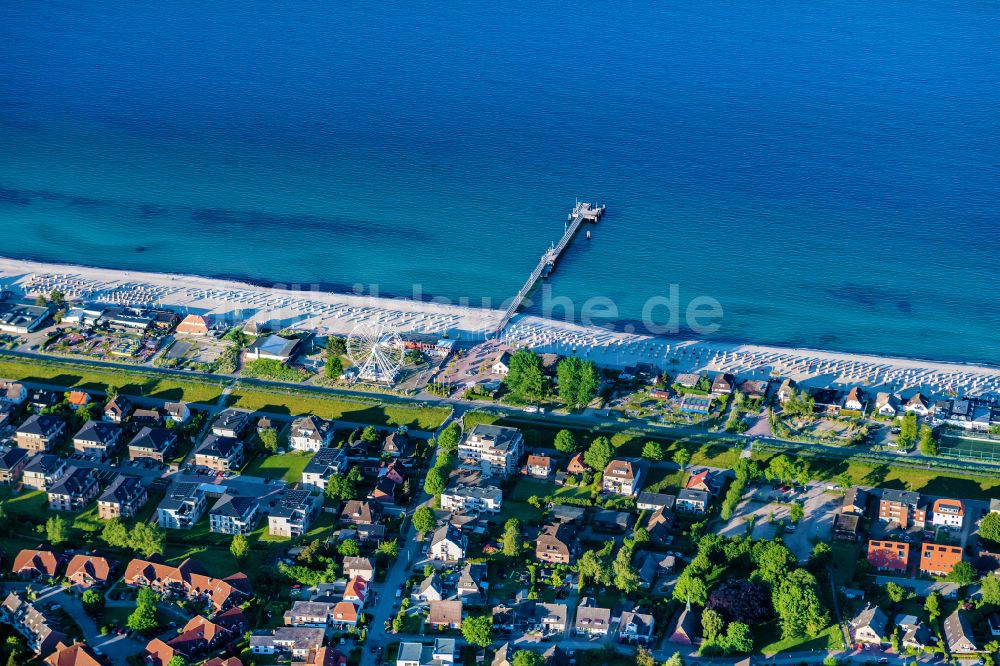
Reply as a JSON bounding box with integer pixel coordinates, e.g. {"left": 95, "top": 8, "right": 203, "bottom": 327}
{"left": 1, "top": 0, "right": 998, "bottom": 363}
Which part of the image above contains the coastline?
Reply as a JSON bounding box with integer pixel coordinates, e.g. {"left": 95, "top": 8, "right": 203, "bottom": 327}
{"left": 1, "top": 255, "right": 998, "bottom": 397}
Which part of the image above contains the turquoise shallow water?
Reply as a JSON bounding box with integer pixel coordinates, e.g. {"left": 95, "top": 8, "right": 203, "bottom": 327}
{"left": 0, "top": 1, "right": 998, "bottom": 363}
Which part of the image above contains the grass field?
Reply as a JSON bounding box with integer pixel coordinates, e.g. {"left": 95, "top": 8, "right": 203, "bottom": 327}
{"left": 508, "top": 477, "right": 590, "bottom": 504}
{"left": 939, "top": 432, "right": 1000, "bottom": 462}
{"left": 758, "top": 622, "right": 844, "bottom": 655}
{"left": 0, "top": 356, "right": 225, "bottom": 405}
{"left": 242, "top": 450, "right": 313, "bottom": 483}
{"left": 228, "top": 386, "right": 449, "bottom": 429}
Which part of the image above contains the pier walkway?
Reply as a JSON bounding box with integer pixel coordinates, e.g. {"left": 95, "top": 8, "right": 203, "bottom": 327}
{"left": 493, "top": 201, "right": 605, "bottom": 336}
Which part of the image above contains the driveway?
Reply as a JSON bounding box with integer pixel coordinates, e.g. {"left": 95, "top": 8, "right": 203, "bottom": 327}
{"left": 32, "top": 585, "right": 147, "bottom": 663}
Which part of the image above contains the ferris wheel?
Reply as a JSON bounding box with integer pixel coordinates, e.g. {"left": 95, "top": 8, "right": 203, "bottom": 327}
{"left": 347, "top": 322, "right": 404, "bottom": 383}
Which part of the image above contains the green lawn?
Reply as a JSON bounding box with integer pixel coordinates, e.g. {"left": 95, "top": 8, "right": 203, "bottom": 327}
{"left": 228, "top": 387, "right": 449, "bottom": 429}
{"left": 508, "top": 477, "right": 590, "bottom": 504}
{"left": 0, "top": 355, "right": 225, "bottom": 405}
{"left": 758, "top": 622, "right": 845, "bottom": 655}
{"left": 243, "top": 450, "right": 313, "bottom": 483}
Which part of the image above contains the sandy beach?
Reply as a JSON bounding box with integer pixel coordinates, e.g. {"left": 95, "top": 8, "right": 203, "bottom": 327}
{"left": 1, "top": 256, "right": 998, "bottom": 398}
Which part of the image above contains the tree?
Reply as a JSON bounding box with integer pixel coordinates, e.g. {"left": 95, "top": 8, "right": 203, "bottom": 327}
{"left": 501, "top": 518, "right": 521, "bottom": 557}
{"left": 642, "top": 441, "right": 664, "bottom": 462}
{"left": 664, "top": 653, "right": 684, "bottom": 666}
{"left": 575, "top": 361, "right": 601, "bottom": 407}
{"left": 612, "top": 546, "right": 641, "bottom": 593}
{"left": 578, "top": 549, "right": 611, "bottom": 587}
{"left": 772, "top": 569, "right": 829, "bottom": 639}
{"left": 437, "top": 422, "right": 461, "bottom": 456}
{"left": 918, "top": 425, "right": 937, "bottom": 456}
{"left": 672, "top": 572, "right": 708, "bottom": 606}
{"left": 636, "top": 647, "right": 656, "bottom": 666}
{"left": 325, "top": 473, "right": 357, "bottom": 501}
{"left": 167, "top": 657, "right": 187, "bottom": 666}
{"left": 81, "top": 588, "right": 104, "bottom": 615}
{"left": 461, "top": 615, "right": 493, "bottom": 647}
{"left": 788, "top": 503, "right": 804, "bottom": 524}
{"left": 885, "top": 581, "right": 906, "bottom": 603}
{"left": 131, "top": 522, "right": 166, "bottom": 558}
{"left": 673, "top": 448, "right": 691, "bottom": 470}
{"left": 505, "top": 350, "right": 545, "bottom": 399}
{"left": 127, "top": 588, "right": 160, "bottom": 633}
{"left": 45, "top": 516, "right": 68, "bottom": 546}
{"left": 101, "top": 518, "right": 130, "bottom": 548}
{"left": 701, "top": 608, "right": 724, "bottom": 642}
{"left": 584, "top": 436, "right": 614, "bottom": 472}
{"left": 925, "top": 591, "right": 941, "bottom": 622}
{"left": 751, "top": 540, "right": 794, "bottom": 585}
{"left": 412, "top": 507, "right": 437, "bottom": 535}
{"left": 377, "top": 538, "right": 400, "bottom": 558}
{"left": 361, "top": 426, "right": 380, "bottom": 444}
{"left": 230, "top": 534, "right": 250, "bottom": 560}
{"left": 557, "top": 357, "right": 584, "bottom": 406}
{"left": 325, "top": 354, "right": 343, "bottom": 380}
{"left": 808, "top": 542, "right": 832, "bottom": 570}
{"left": 982, "top": 513, "right": 1000, "bottom": 544}
{"left": 338, "top": 539, "right": 360, "bottom": 557}
{"left": 326, "top": 335, "right": 347, "bottom": 356}
{"left": 259, "top": 427, "right": 279, "bottom": 453}
{"left": 946, "top": 561, "right": 976, "bottom": 584}
{"left": 553, "top": 429, "right": 577, "bottom": 454}
{"left": 511, "top": 651, "right": 545, "bottom": 666}
{"left": 982, "top": 573, "right": 1000, "bottom": 605}
{"left": 706, "top": 579, "right": 773, "bottom": 626}
{"left": 722, "top": 622, "right": 754, "bottom": 653}
{"left": 898, "top": 413, "right": 918, "bottom": 448}
{"left": 423, "top": 467, "right": 447, "bottom": 497}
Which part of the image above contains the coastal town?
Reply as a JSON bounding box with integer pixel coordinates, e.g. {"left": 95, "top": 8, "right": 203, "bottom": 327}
{"left": 0, "top": 267, "right": 999, "bottom": 666}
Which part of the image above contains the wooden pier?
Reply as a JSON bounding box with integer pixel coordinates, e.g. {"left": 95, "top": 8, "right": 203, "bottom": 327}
{"left": 493, "top": 201, "right": 605, "bottom": 336}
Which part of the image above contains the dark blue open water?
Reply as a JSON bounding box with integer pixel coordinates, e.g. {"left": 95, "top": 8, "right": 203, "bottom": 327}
{"left": 1, "top": 1, "right": 998, "bottom": 362}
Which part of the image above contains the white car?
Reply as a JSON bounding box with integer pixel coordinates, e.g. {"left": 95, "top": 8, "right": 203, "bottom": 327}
{"left": 524, "top": 405, "right": 539, "bottom": 413}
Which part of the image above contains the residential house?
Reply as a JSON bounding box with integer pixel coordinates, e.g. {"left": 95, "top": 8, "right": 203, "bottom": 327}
{"left": 676, "top": 489, "right": 710, "bottom": 513}
{"left": 28, "top": 389, "right": 60, "bottom": 412}
{"left": 810, "top": 388, "right": 842, "bottom": 415}
{"left": 176, "top": 314, "right": 210, "bottom": 335}
{"left": 211, "top": 409, "right": 252, "bottom": 439}
{"left": 686, "top": 469, "right": 724, "bottom": 494}
{"left": 124, "top": 558, "right": 251, "bottom": 611}
{"left": 456, "top": 563, "right": 487, "bottom": 598}
{"left": 430, "top": 524, "right": 467, "bottom": 562}
{"left": 47, "top": 467, "right": 99, "bottom": 511}
{"left": 413, "top": 573, "right": 445, "bottom": 602}
{"left": 343, "top": 557, "right": 375, "bottom": 583}
{"left": 878, "top": 489, "right": 927, "bottom": 529}
{"left": 368, "top": 475, "right": 398, "bottom": 505}
{"left": 874, "top": 393, "right": 899, "bottom": 417}
{"left": 832, "top": 513, "right": 862, "bottom": 542}
{"left": 339, "top": 500, "right": 383, "bottom": 526}
{"left": 574, "top": 599, "right": 612, "bottom": 637}
{"left": 11, "top": 550, "right": 60, "bottom": 579}
{"left": 22, "top": 454, "right": 67, "bottom": 490}
{"left": 72, "top": 420, "right": 122, "bottom": 459}
{"left": 16, "top": 415, "right": 66, "bottom": 453}
{"left": 0, "top": 592, "right": 65, "bottom": 655}
{"left": 331, "top": 601, "right": 360, "bottom": 629}
{"left": 441, "top": 470, "right": 502, "bottom": 514}
{"left": 897, "top": 615, "right": 932, "bottom": 650}
{"left": 66, "top": 391, "right": 91, "bottom": 411}
{"left": 669, "top": 601, "right": 700, "bottom": 645}
{"left": 382, "top": 432, "right": 414, "bottom": 459}
{"left": 867, "top": 540, "right": 910, "bottom": 572}
{"left": 379, "top": 459, "right": 407, "bottom": 485}
{"left": 619, "top": 609, "right": 655, "bottom": 645}
{"left": 163, "top": 402, "right": 191, "bottom": 424}
{"left": 637, "top": 492, "right": 676, "bottom": 512}
{"left": 711, "top": 373, "right": 735, "bottom": 395}
{"left": 536, "top": 523, "right": 574, "bottom": 564}
{"left": 943, "top": 610, "right": 979, "bottom": 654}
{"left": 44, "top": 642, "right": 103, "bottom": 666}
{"left": 97, "top": 474, "right": 148, "bottom": 520}
{"left": 739, "top": 379, "right": 770, "bottom": 401}
{"left": 777, "top": 378, "right": 796, "bottom": 403}
{"left": 850, "top": 605, "right": 888, "bottom": 645}
{"left": 0, "top": 381, "right": 27, "bottom": 407}
{"left": 157, "top": 482, "right": 207, "bottom": 529}
{"left": 0, "top": 447, "right": 29, "bottom": 484}
{"left": 289, "top": 415, "right": 333, "bottom": 452}
{"left": 904, "top": 393, "right": 930, "bottom": 416}
{"left": 245, "top": 334, "right": 299, "bottom": 363}
{"left": 427, "top": 600, "right": 463, "bottom": 630}
{"left": 919, "top": 543, "right": 963, "bottom": 576}
{"left": 194, "top": 434, "right": 244, "bottom": 471}
{"left": 843, "top": 387, "right": 866, "bottom": 413}
{"left": 843, "top": 487, "right": 868, "bottom": 515}
{"left": 931, "top": 498, "right": 964, "bottom": 529}
{"left": 102, "top": 394, "right": 133, "bottom": 424}
{"left": 591, "top": 509, "right": 630, "bottom": 532}
{"left": 131, "top": 408, "right": 164, "bottom": 428}
{"left": 65, "top": 555, "right": 111, "bottom": 588}
{"left": 268, "top": 490, "right": 322, "bottom": 538}
{"left": 396, "top": 639, "right": 456, "bottom": 666}
{"left": 674, "top": 373, "right": 701, "bottom": 388}
{"left": 490, "top": 352, "right": 511, "bottom": 377}
{"left": 283, "top": 601, "right": 337, "bottom": 627}
{"left": 458, "top": 424, "right": 524, "bottom": 478}
{"left": 249, "top": 627, "right": 324, "bottom": 659}
{"left": 344, "top": 577, "right": 368, "bottom": 605}
{"left": 128, "top": 427, "right": 177, "bottom": 462}
{"left": 210, "top": 494, "right": 260, "bottom": 535}
{"left": 603, "top": 459, "right": 643, "bottom": 496}
{"left": 646, "top": 506, "right": 676, "bottom": 546}
{"left": 300, "top": 447, "right": 347, "bottom": 492}
{"left": 526, "top": 602, "right": 568, "bottom": 636}
{"left": 566, "top": 453, "right": 588, "bottom": 474}
{"left": 525, "top": 455, "right": 552, "bottom": 479}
